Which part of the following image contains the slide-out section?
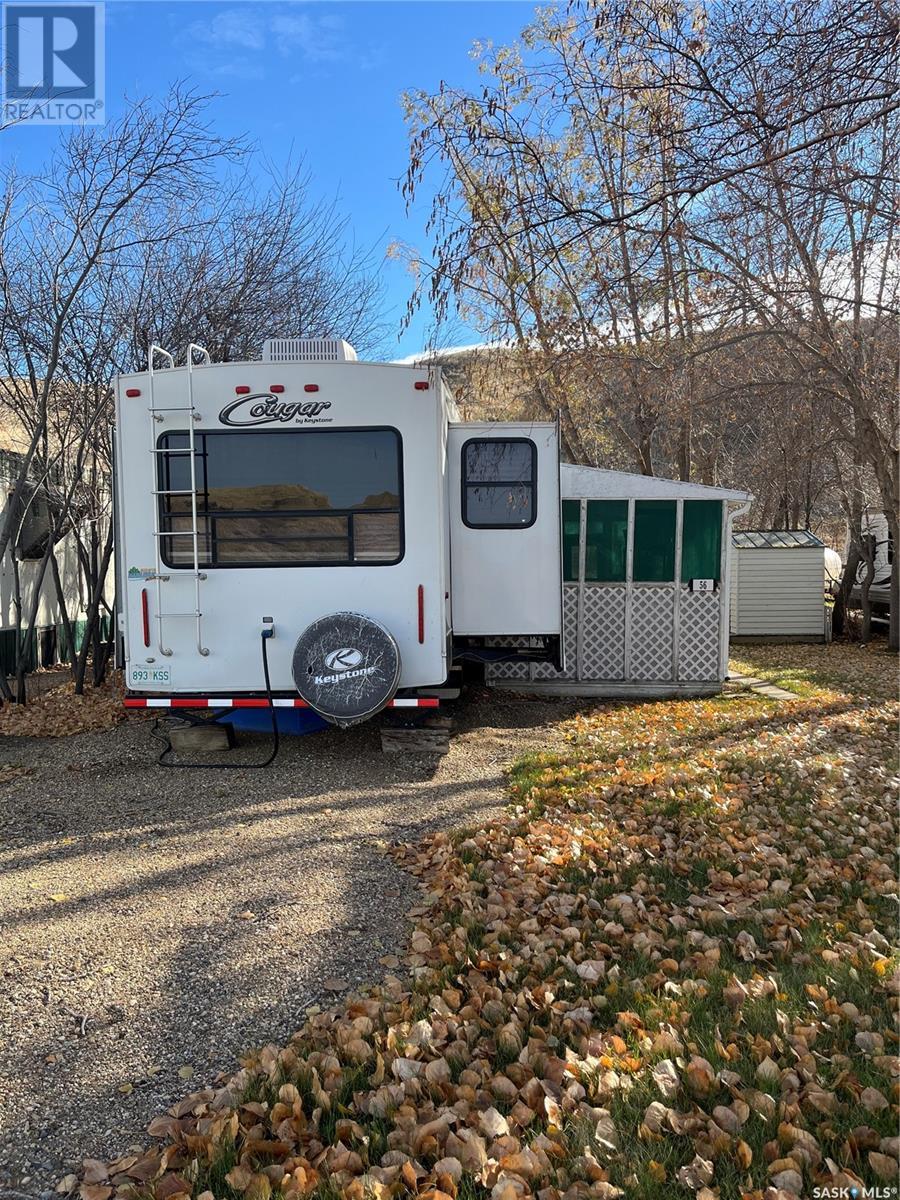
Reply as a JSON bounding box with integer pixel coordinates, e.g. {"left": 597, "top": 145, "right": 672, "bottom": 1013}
{"left": 448, "top": 422, "right": 561, "bottom": 637}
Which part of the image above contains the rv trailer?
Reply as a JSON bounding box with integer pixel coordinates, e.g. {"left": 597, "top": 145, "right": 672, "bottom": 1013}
{"left": 114, "top": 339, "right": 562, "bottom": 733}
{"left": 848, "top": 509, "right": 893, "bottom": 621}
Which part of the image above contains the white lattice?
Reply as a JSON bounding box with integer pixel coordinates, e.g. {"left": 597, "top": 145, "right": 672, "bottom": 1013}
{"left": 579, "top": 586, "right": 626, "bottom": 680}
{"left": 630, "top": 587, "right": 676, "bottom": 680}
{"left": 678, "top": 588, "right": 721, "bottom": 680}
{"left": 533, "top": 586, "right": 578, "bottom": 679}
{"left": 488, "top": 661, "right": 530, "bottom": 680}
{"left": 485, "top": 636, "right": 532, "bottom": 681}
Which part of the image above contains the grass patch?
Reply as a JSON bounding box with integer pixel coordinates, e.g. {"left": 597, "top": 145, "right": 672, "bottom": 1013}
{"left": 86, "top": 644, "right": 898, "bottom": 1200}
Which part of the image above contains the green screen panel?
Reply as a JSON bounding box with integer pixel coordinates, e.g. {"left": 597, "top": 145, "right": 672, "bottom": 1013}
{"left": 681, "top": 500, "right": 722, "bottom": 582}
{"left": 633, "top": 500, "right": 676, "bottom": 582}
{"left": 585, "top": 500, "right": 628, "bottom": 582}
{"left": 562, "top": 499, "right": 580, "bottom": 582}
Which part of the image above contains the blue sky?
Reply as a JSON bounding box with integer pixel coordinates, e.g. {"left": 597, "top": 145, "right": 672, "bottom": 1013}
{"left": 2, "top": 0, "right": 536, "bottom": 356}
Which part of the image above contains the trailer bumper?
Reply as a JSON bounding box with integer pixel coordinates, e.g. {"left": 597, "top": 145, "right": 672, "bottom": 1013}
{"left": 124, "top": 695, "right": 439, "bottom": 709}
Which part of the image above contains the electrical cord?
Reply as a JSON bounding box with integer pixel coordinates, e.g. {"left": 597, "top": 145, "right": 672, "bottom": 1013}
{"left": 150, "top": 631, "right": 280, "bottom": 769}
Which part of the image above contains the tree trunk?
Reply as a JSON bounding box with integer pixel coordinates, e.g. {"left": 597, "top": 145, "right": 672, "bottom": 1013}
{"left": 887, "top": 511, "right": 899, "bottom": 652}
{"left": 832, "top": 543, "right": 861, "bottom": 639}
{"left": 859, "top": 538, "right": 875, "bottom": 644}
{"left": 50, "top": 548, "right": 78, "bottom": 670}
{"left": 11, "top": 554, "right": 24, "bottom": 704}
{"left": 679, "top": 413, "right": 691, "bottom": 482}
{"left": 72, "top": 531, "right": 114, "bottom": 695}
{"left": 14, "top": 542, "right": 55, "bottom": 706}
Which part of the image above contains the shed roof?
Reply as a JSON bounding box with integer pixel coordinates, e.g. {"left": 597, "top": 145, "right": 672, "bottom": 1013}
{"left": 561, "top": 463, "right": 751, "bottom": 502}
{"left": 732, "top": 529, "right": 824, "bottom": 549}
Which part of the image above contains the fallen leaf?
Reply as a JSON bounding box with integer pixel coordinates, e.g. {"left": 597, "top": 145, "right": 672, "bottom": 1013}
{"left": 869, "top": 1152, "right": 898, "bottom": 1180}
{"left": 676, "top": 1154, "right": 713, "bottom": 1189}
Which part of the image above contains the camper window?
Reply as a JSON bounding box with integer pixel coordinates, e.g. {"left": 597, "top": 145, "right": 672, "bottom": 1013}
{"left": 462, "top": 438, "right": 536, "bottom": 528}
{"left": 157, "top": 428, "right": 403, "bottom": 568}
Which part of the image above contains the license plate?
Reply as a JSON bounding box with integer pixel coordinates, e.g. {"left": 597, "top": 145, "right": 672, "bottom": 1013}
{"left": 129, "top": 666, "right": 172, "bottom": 687}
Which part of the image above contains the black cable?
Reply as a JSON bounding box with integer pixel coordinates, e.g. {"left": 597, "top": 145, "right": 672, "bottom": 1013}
{"left": 151, "top": 632, "right": 280, "bottom": 769}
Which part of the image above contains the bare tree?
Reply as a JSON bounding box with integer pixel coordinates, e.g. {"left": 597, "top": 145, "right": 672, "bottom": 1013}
{"left": 0, "top": 87, "right": 389, "bottom": 697}
{"left": 403, "top": 0, "right": 899, "bottom": 646}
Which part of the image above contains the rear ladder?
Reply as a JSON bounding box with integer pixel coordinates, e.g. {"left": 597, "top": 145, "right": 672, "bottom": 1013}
{"left": 147, "top": 343, "right": 210, "bottom": 657}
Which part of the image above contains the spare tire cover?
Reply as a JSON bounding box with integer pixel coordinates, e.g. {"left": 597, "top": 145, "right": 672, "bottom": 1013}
{"left": 292, "top": 612, "right": 401, "bottom": 727}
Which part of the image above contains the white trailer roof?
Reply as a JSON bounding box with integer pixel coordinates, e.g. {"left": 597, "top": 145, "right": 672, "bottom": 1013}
{"left": 561, "top": 463, "right": 751, "bottom": 502}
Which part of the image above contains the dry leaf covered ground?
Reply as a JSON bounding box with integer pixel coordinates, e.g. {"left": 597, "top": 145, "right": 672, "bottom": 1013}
{"left": 58, "top": 643, "right": 899, "bottom": 1200}
{"left": 0, "top": 672, "right": 136, "bottom": 739}
{"left": 0, "top": 690, "right": 579, "bottom": 1199}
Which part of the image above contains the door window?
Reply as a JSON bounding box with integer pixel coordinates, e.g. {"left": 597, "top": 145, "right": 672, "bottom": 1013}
{"left": 462, "top": 439, "right": 537, "bottom": 528}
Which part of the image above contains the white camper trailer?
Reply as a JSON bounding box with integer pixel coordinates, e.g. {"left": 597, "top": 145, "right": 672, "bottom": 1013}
{"left": 849, "top": 509, "right": 893, "bottom": 620}
{"left": 114, "top": 340, "right": 562, "bottom": 730}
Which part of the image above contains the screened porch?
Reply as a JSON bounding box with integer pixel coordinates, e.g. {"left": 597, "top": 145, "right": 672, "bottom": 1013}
{"left": 487, "top": 466, "right": 751, "bottom": 696}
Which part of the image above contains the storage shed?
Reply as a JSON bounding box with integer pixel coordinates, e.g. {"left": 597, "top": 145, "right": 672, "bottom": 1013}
{"left": 730, "top": 529, "right": 828, "bottom": 641}
{"left": 488, "top": 466, "right": 751, "bottom": 696}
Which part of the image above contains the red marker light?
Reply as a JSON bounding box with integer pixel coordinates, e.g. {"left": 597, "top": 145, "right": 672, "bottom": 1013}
{"left": 304, "top": 384, "right": 319, "bottom": 393}
{"left": 270, "top": 384, "right": 285, "bottom": 393}
{"left": 235, "top": 385, "right": 251, "bottom": 394}
{"left": 414, "top": 381, "right": 429, "bottom": 390}
{"left": 125, "top": 388, "right": 141, "bottom": 397}
{"left": 141, "top": 588, "right": 150, "bottom": 647}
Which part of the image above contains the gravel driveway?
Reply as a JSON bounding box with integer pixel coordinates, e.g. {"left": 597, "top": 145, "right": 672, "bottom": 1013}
{"left": 0, "top": 693, "right": 579, "bottom": 1198}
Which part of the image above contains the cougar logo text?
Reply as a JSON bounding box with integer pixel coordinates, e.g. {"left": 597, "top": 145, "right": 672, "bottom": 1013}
{"left": 219, "top": 393, "right": 332, "bottom": 427}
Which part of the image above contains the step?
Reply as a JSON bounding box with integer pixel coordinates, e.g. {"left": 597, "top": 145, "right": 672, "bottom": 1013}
{"left": 169, "top": 723, "right": 234, "bottom": 754}
{"left": 423, "top": 714, "right": 455, "bottom": 731}
{"left": 380, "top": 727, "right": 450, "bottom": 755}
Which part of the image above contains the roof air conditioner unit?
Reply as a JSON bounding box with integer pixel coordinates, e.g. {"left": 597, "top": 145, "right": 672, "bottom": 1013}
{"left": 262, "top": 338, "right": 358, "bottom": 364}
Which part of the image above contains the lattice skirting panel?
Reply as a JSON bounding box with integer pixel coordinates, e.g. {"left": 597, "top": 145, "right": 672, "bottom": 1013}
{"left": 533, "top": 585, "right": 578, "bottom": 680}
{"left": 484, "top": 636, "right": 531, "bottom": 681}
{"left": 678, "top": 588, "right": 721, "bottom": 681}
{"left": 580, "top": 586, "right": 626, "bottom": 679}
{"left": 629, "top": 587, "right": 676, "bottom": 681}
{"left": 485, "top": 583, "right": 722, "bottom": 687}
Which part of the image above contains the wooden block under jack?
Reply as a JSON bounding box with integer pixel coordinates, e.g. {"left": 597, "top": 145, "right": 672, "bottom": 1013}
{"left": 423, "top": 714, "right": 455, "bottom": 730}
{"left": 380, "top": 727, "right": 450, "bottom": 755}
{"left": 169, "top": 722, "right": 235, "bottom": 754}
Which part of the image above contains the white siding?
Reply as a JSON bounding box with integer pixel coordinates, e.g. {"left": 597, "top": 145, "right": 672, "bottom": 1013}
{"left": 0, "top": 534, "right": 109, "bottom": 633}
{"left": 731, "top": 547, "right": 825, "bottom": 637}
